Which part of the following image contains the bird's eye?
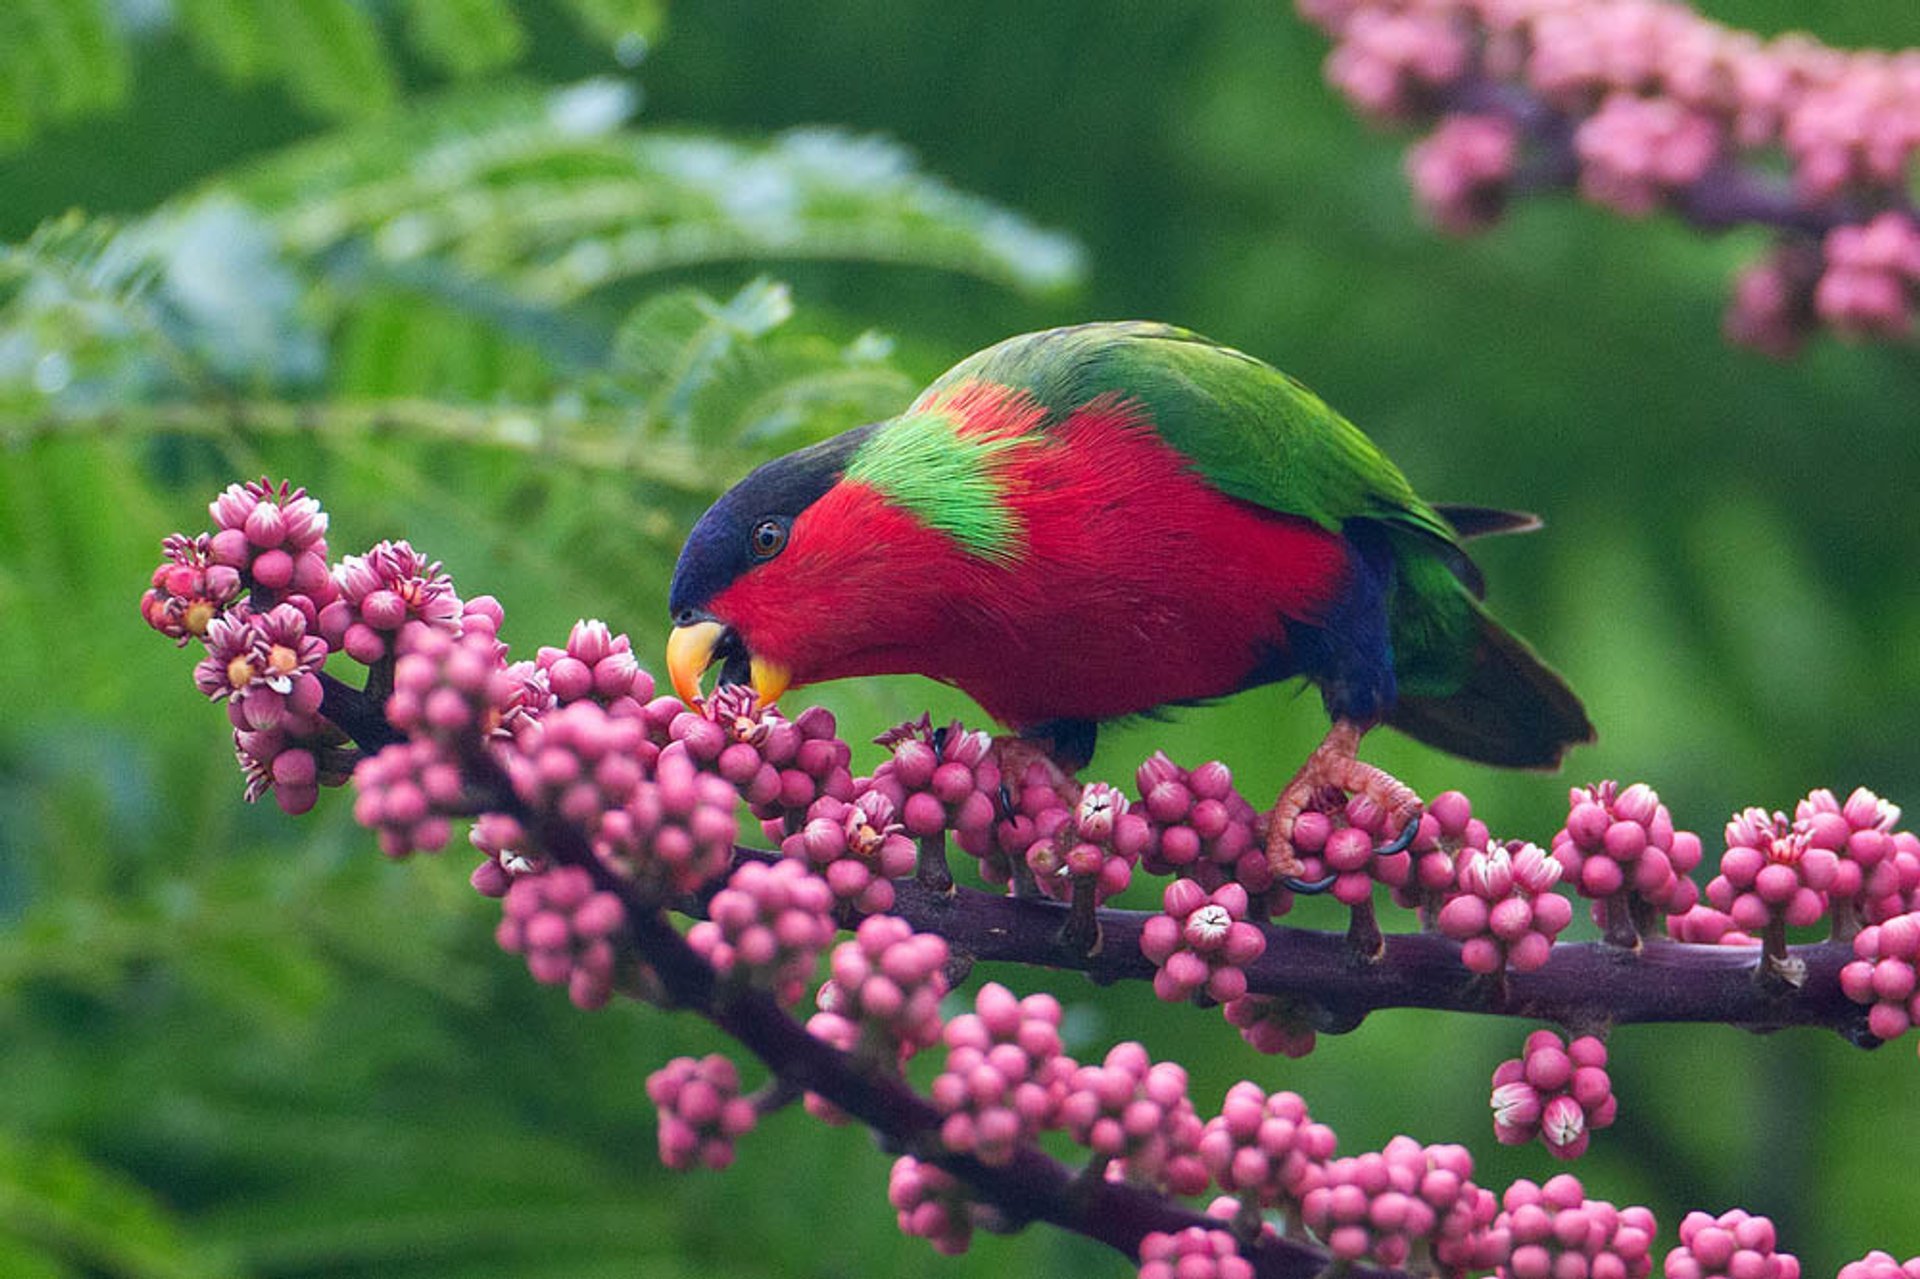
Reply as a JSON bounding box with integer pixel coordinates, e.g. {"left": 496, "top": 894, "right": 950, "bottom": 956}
{"left": 748, "top": 517, "right": 788, "bottom": 561}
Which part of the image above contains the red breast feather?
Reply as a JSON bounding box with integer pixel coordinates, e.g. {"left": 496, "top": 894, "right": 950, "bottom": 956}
{"left": 710, "top": 391, "right": 1353, "bottom": 730}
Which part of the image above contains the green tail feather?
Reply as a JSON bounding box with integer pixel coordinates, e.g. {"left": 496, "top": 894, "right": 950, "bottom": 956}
{"left": 1387, "top": 599, "right": 1594, "bottom": 769}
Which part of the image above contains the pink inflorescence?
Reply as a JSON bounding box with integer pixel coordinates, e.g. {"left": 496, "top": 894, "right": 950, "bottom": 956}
{"left": 671, "top": 686, "right": 853, "bottom": 823}
{"left": 352, "top": 739, "right": 464, "bottom": 856}
{"left": 1299, "top": 1135, "right": 1493, "bottom": 1269}
{"left": 1134, "top": 753, "right": 1275, "bottom": 895}
{"left": 468, "top": 811, "right": 539, "bottom": 897}
{"left": 1839, "top": 911, "right": 1920, "bottom": 1046}
{"left": 1289, "top": 789, "right": 1413, "bottom": 907}
{"left": 687, "top": 858, "right": 837, "bottom": 1006}
{"left": 1136, "top": 1227, "right": 1255, "bottom": 1279}
{"left": 966, "top": 755, "right": 1076, "bottom": 887}
{"left": 1839, "top": 1253, "right": 1920, "bottom": 1279}
{"left": 318, "top": 539, "right": 461, "bottom": 664}
{"left": 1816, "top": 214, "right": 1920, "bottom": 340}
{"left": 1437, "top": 839, "right": 1573, "bottom": 974}
{"left": 932, "top": 981, "right": 1076, "bottom": 1166}
{"left": 1024, "top": 781, "right": 1150, "bottom": 906}
{"left": 1407, "top": 114, "right": 1518, "bottom": 235}
{"left": 142, "top": 532, "right": 243, "bottom": 644}
{"left": 1197, "top": 1082, "right": 1335, "bottom": 1217}
{"left": 1059, "top": 1042, "right": 1208, "bottom": 1195}
{"left": 1222, "top": 992, "right": 1321, "bottom": 1058}
{"left": 1499, "top": 1175, "right": 1658, "bottom": 1279}
{"left": 646, "top": 1053, "right": 757, "bottom": 1171}
{"left": 385, "top": 625, "right": 518, "bottom": 746}
{"left": 1140, "top": 879, "right": 1268, "bottom": 1004}
{"left": 889, "top": 1155, "right": 976, "bottom": 1256}
{"left": 1665, "top": 1209, "right": 1799, "bottom": 1279}
{"left": 1667, "top": 904, "right": 1760, "bottom": 947}
{"left": 1708, "top": 808, "right": 1836, "bottom": 934}
{"left": 1574, "top": 92, "right": 1721, "bottom": 216}
{"left": 871, "top": 716, "right": 1001, "bottom": 849}
{"left": 495, "top": 864, "right": 626, "bottom": 1009}
{"left": 1554, "top": 780, "right": 1703, "bottom": 926}
{"left": 1490, "top": 1030, "right": 1616, "bottom": 1160}
{"left": 205, "top": 477, "right": 336, "bottom": 619}
{"left": 1396, "top": 789, "right": 1490, "bottom": 918}
{"left": 193, "top": 602, "right": 328, "bottom": 734}
{"left": 1794, "top": 786, "right": 1919, "bottom": 928}
{"left": 808, "top": 915, "right": 950, "bottom": 1067}
{"left": 535, "top": 619, "right": 653, "bottom": 711}
{"left": 1296, "top": 0, "right": 1920, "bottom": 354}
{"left": 782, "top": 784, "right": 917, "bottom": 915}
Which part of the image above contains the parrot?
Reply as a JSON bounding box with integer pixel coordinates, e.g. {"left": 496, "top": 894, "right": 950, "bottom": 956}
{"left": 665, "top": 321, "right": 1592, "bottom": 874}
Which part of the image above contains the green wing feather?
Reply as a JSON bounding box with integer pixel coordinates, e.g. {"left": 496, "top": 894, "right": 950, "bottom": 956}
{"left": 925, "top": 321, "right": 1457, "bottom": 544}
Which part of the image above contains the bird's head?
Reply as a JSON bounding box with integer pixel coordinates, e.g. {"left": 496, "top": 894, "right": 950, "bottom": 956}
{"left": 666, "top": 423, "right": 910, "bottom": 709}
{"left": 668, "top": 388, "right": 1040, "bottom": 712}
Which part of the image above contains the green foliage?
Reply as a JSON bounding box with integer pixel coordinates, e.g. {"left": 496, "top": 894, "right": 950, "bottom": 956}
{"left": 0, "top": 0, "right": 666, "bottom": 147}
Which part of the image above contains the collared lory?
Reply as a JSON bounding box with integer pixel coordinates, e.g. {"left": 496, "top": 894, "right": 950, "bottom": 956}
{"left": 667, "top": 322, "right": 1592, "bottom": 872}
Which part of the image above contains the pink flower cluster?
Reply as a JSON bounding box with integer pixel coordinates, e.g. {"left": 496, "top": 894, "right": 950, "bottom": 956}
{"left": 781, "top": 785, "right": 918, "bottom": 914}
{"left": 669, "top": 686, "right": 853, "bottom": 823}
{"left": 646, "top": 1054, "right": 757, "bottom": 1170}
{"left": 1134, "top": 754, "right": 1274, "bottom": 895}
{"left": 1796, "top": 787, "right": 1920, "bottom": 928}
{"left": 1708, "top": 808, "right": 1836, "bottom": 935}
{"left": 1221, "top": 992, "right": 1321, "bottom": 1058}
{"left": 1665, "top": 1210, "right": 1799, "bottom": 1279}
{"left": 1297, "top": 0, "right": 1920, "bottom": 352}
{"left": 1136, "top": 1227, "right": 1254, "bottom": 1279}
{"left": 931, "top": 981, "right": 1074, "bottom": 1165}
{"left": 1140, "top": 879, "right": 1268, "bottom": 1003}
{"left": 1554, "top": 780, "right": 1702, "bottom": 927}
{"left": 194, "top": 602, "right": 332, "bottom": 812}
{"left": 688, "top": 858, "right": 838, "bottom": 1005}
{"left": 1491, "top": 1030, "right": 1616, "bottom": 1160}
{"left": 1196, "top": 1083, "right": 1333, "bottom": 1217}
{"left": 1289, "top": 789, "right": 1413, "bottom": 906}
{"left": 319, "top": 540, "right": 461, "bottom": 663}
{"left": 1299, "top": 1135, "right": 1495, "bottom": 1269}
{"left": 888, "top": 1156, "right": 976, "bottom": 1255}
{"left": 808, "top": 915, "right": 949, "bottom": 1068}
{"left": 872, "top": 716, "right": 1001, "bottom": 847}
{"left": 1398, "top": 789, "right": 1489, "bottom": 917}
{"left": 1839, "top": 912, "right": 1920, "bottom": 1046}
{"left": 203, "top": 478, "right": 335, "bottom": 616}
{"left": 1025, "top": 781, "right": 1150, "bottom": 906}
{"left": 1060, "top": 1043, "right": 1208, "bottom": 1195}
{"left": 1437, "top": 839, "right": 1572, "bottom": 973}
{"left": 1840, "top": 1253, "right": 1920, "bottom": 1279}
{"left": 141, "top": 532, "right": 242, "bottom": 644}
{"left": 1501, "top": 1175, "right": 1658, "bottom": 1279}
{"left": 495, "top": 864, "right": 626, "bottom": 1009}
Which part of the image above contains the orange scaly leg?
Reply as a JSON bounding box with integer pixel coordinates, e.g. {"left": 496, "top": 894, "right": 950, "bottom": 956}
{"left": 1266, "top": 719, "right": 1423, "bottom": 890}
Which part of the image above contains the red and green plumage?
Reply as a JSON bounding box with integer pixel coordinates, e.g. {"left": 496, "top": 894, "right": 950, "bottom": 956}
{"left": 669, "top": 322, "right": 1591, "bottom": 768}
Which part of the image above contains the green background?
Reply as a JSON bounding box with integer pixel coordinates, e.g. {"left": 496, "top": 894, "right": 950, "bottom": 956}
{"left": 1, "top": 1, "right": 1917, "bottom": 1275}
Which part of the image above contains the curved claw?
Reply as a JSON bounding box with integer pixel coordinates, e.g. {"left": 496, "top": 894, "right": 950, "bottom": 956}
{"left": 1281, "top": 872, "right": 1341, "bottom": 895}
{"left": 1376, "top": 814, "right": 1420, "bottom": 856}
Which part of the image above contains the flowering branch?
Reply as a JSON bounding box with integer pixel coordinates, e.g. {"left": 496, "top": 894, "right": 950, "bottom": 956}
{"left": 1298, "top": 0, "right": 1920, "bottom": 353}
{"left": 141, "top": 477, "right": 1920, "bottom": 1279}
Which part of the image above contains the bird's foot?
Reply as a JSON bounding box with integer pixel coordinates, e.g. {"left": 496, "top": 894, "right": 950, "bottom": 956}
{"left": 1266, "top": 719, "right": 1422, "bottom": 894}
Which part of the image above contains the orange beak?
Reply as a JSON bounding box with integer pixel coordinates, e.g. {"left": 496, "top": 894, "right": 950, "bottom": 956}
{"left": 665, "top": 620, "right": 791, "bottom": 710}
